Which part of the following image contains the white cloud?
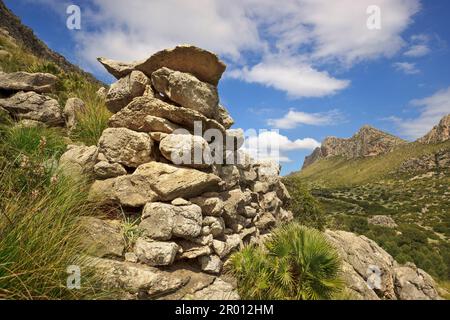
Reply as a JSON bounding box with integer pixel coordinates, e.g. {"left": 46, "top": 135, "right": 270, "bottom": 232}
{"left": 243, "top": 131, "right": 320, "bottom": 163}
{"left": 40, "top": 0, "right": 420, "bottom": 98}
{"left": 268, "top": 109, "right": 342, "bottom": 129}
{"left": 229, "top": 57, "right": 350, "bottom": 98}
{"left": 393, "top": 62, "right": 420, "bottom": 74}
{"left": 404, "top": 44, "right": 430, "bottom": 57}
{"left": 389, "top": 86, "right": 450, "bottom": 139}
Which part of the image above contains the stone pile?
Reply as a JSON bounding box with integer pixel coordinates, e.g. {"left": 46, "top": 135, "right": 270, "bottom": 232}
{"left": 61, "top": 45, "right": 293, "bottom": 299}
{"left": 0, "top": 70, "right": 87, "bottom": 130}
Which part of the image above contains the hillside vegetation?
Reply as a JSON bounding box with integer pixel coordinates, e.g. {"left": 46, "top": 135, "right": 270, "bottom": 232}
{"left": 290, "top": 139, "right": 450, "bottom": 282}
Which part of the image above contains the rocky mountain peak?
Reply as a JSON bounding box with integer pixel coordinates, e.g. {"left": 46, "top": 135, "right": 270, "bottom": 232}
{"left": 417, "top": 114, "right": 450, "bottom": 144}
{"left": 303, "top": 125, "right": 407, "bottom": 169}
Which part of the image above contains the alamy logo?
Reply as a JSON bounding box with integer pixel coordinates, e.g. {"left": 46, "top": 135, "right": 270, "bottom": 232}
{"left": 367, "top": 5, "right": 382, "bottom": 30}
{"left": 366, "top": 265, "right": 382, "bottom": 290}
{"left": 66, "top": 5, "right": 81, "bottom": 30}
{"left": 66, "top": 265, "right": 81, "bottom": 289}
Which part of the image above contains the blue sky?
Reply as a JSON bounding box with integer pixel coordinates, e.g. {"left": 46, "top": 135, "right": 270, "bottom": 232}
{"left": 5, "top": 0, "right": 450, "bottom": 175}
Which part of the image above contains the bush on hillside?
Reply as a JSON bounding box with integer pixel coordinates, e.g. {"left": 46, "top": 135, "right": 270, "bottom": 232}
{"left": 227, "top": 223, "right": 343, "bottom": 300}
{"left": 283, "top": 176, "right": 325, "bottom": 230}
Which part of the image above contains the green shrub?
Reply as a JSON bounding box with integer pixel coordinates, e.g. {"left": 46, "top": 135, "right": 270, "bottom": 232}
{"left": 283, "top": 176, "right": 325, "bottom": 230}
{"left": 348, "top": 217, "right": 369, "bottom": 234}
{"left": 227, "top": 223, "right": 343, "bottom": 300}
{"left": 70, "top": 83, "right": 111, "bottom": 146}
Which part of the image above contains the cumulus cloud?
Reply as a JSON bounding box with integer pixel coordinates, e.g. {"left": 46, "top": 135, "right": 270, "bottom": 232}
{"left": 267, "top": 109, "right": 342, "bottom": 129}
{"left": 32, "top": 0, "right": 420, "bottom": 97}
{"left": 393, "top": 62, "right": 420, "bottom": 74}
{"left": 389, "top": 86, "right": 450, "bottom": 139}
{"left": 229, "top": 57, "right": 350, "bottom": 98}
{"left": 243, "top": 131, "right": 320, "bottom": 163}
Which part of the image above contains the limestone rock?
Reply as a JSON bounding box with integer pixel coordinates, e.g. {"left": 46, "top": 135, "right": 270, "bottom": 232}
{"left": 98, "top": 128, "right": 154, "bottom": 168}
{"left": 202, "top": 216, "right": 225, "bottom": 238}
{"left": 93, "top": 161, "right": 127, "bottom": 179}
{"left": 150, "top": 132, "right": 168, "bottom": 142}
{"left": 135, "top": 45, "right": 226, "bottom": 86}
{"left": 418, "top": 114, "right": 450, "bottom": 144}
{"left": 393, "top": 263, "right": 441, "bottom": 300}
{"left": 219, "top": 165, "right": 241, "bottom": 189}
{"left": 140, "top": 202, "right": 203, "bottom": 240}
{"left": 215, "top": 104, "right": 234, "bottom": 129}
{"left": 184, "top": 278, "right": 239, "bottom": 300}
{"left": 80, "top": 217, "right": 125, "bottom": 258}
{"left": 59, "top": 145, "right": 98, "bottom": 178}
{"left": 135, "top": 238, "right": 179, "bottom": 266}
{"left": 225, "top": 129, "right": 244, "bottom": 151}
{"left": 303, "top": 126, "right": 407, "bottom": 169}
{"left": 134, "top": 162, "right": 221, "bottom": 201}
{"left": 97, "top": 57, "right": 138, "bottom": 79}
{"left": 0, "top": 71, "right": 57, "bottom": 93}
{"left": 368, "top": 215, "right": 398, "bottom": 229}
{"left": 89, "top": 175, "right": 159, "bottom": 207}
{"left": 106, "top": 70, "right": 149, "bottom": 113}
{"left": 190, "top": 195, "right": 224, "bottom": 217}
{"left": 177, "top": 241, "right": 211, "bottom": 259}
{"left": 152, "top": 67, "right": 219, "bottom": 118}
{"left": 109, "top": 96, "right": 225, "bottom": 134}
{"left": 325, "top": 230, "right": 441, "bottom": 300}
{"left": 86, "top": 257, "right": 189, "bottom": 297}
{"left": 96, "top": 87, "right": 107, "bottom": 99}
{"left": 198, "top": 255, "right": 223, "bottom": 274}
{"left": 144, "top": 115, "right": 181, "bottom": 133}
{"left": 63, "top": 97, "right": 85, "bottom": 132}
{"left": 0, "top": 91, "right": 64, "bottom": 126}
{"left": 159, "top": 133, "right": 212, "bottom": 168}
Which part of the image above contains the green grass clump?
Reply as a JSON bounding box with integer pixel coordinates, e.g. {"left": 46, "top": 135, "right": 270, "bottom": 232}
{"left": 227, "top": 223, "right": 343, "bottom": 300}
{"left": 69, "top": 83, "right": 111, "bottom": 146}
{"left": 0, "top": 123, "right": 108, "bottom": 299}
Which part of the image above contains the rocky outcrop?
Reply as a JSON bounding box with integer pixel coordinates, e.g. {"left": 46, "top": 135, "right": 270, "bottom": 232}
{"left": 368, "top": 215, "right": 398, "bottom": 229}
{"left": 397, "top": 148, "right": 450, "bottom": 174}
{"left": 0, "top": 71, "right": 57, "bottom": 93}
{"left": 303, "top": 126, "right": 407, "bottom": 169}
{"left": 417, "top": 114, "right": 450, "bottom": 144}
{"left": 71, "top": 45, "right": 292, "bottom": 300}
{"left": 325, "top": 230, "right": 441, "bottom": 300}
{"left": 0, "top": 91, "right": 64, "bottom": 126}
{"left": 64, "top": 97, "right": 85, "bottom": 132}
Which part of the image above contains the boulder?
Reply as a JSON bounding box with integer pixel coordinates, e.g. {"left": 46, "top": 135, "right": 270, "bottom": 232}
{"left": 109, "top": 96, "right": 225, "bottom": 134}
{"left": 152, "top": 67, "right": 219, "bottom": 118}
{"left": 135, "top": 45, "right": 226, "bottom": 86}
{"left": 225, "top": 129, "right": 244, "bottom": 151}
{"left": 219, "top": 165, "right": 240, "bottom": 189}
{"left": 134, "top": 238, "right": 179, "bottom": 266}
{"left": 97, "top": 57, "right": 138, "bottom": 79}
{"left": 0, "top": 91, "right": 64, "bottom": 126}
{"left": 0, "top": 71, "right": 57, "bottom": 93}
{"left": 159, "top": 133, "right": 212, "bottom": 168}
{"left": 215, "top": 104, "right": 234, "bottom": 129}
{"left": 177, "top": 241, "right": 212, "bottom": 260}
{"left": 59, "top": 145, "right": 98, "bottom": 178}
{"left": 134, "top": 162, "right": 221, "bottom": 201}
{"left": 198, "top": 255, "right": 223, "bottom": 274}
{"left": 150, "top": 132, "right": 168, "bottom": 142}
{"left": 368, "top": 215, "right": 398, "bottom": 229}
{"left": 393, "top": 263, "right": 441, "bottom": 300}
{"left": 106, "top": 70, "right": 149, "bottom": 113}
{"left": 93, "top": 161, "right": 127, "bottom": 179}
{"left": 63, "top": 97, "right": 85, "bottom": 132}
{"left": 190, "top": 195, "right": 224, "bottom": 217}
{"left": 79, "top": 217, "right": 125, "bottom": 258}
{"left": 140, "top": 202, "right": 203, "bottom": 240}
{"left": 98, "top": 128, "right": 154, "bottom": 168}
{"left": 144, "top": 115, "right": 181, "bottom": 133}
{"left": 184, "top": 278, "right": 239, "bottom": 300}
{"left": 96, "top": 87, "right": 107, "bottom": 99}
{"left": 202, "top": 216, "right": 225, "bottom": 238}
{"left": 89, "top": 175, "right": 159, "bottom": 207}
{"left": 85, "top": 257, "right": 189, "bottom": 297}
{"left": 325, "top": 230, "right": 441, "bottom": 300}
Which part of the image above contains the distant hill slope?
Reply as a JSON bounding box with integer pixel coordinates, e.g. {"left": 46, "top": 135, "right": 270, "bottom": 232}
{"left": 0, "top": 0, "right": 101, "bottom": 85}
{"left": 303, "top": 125, "right": 407, "bottom": 169}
